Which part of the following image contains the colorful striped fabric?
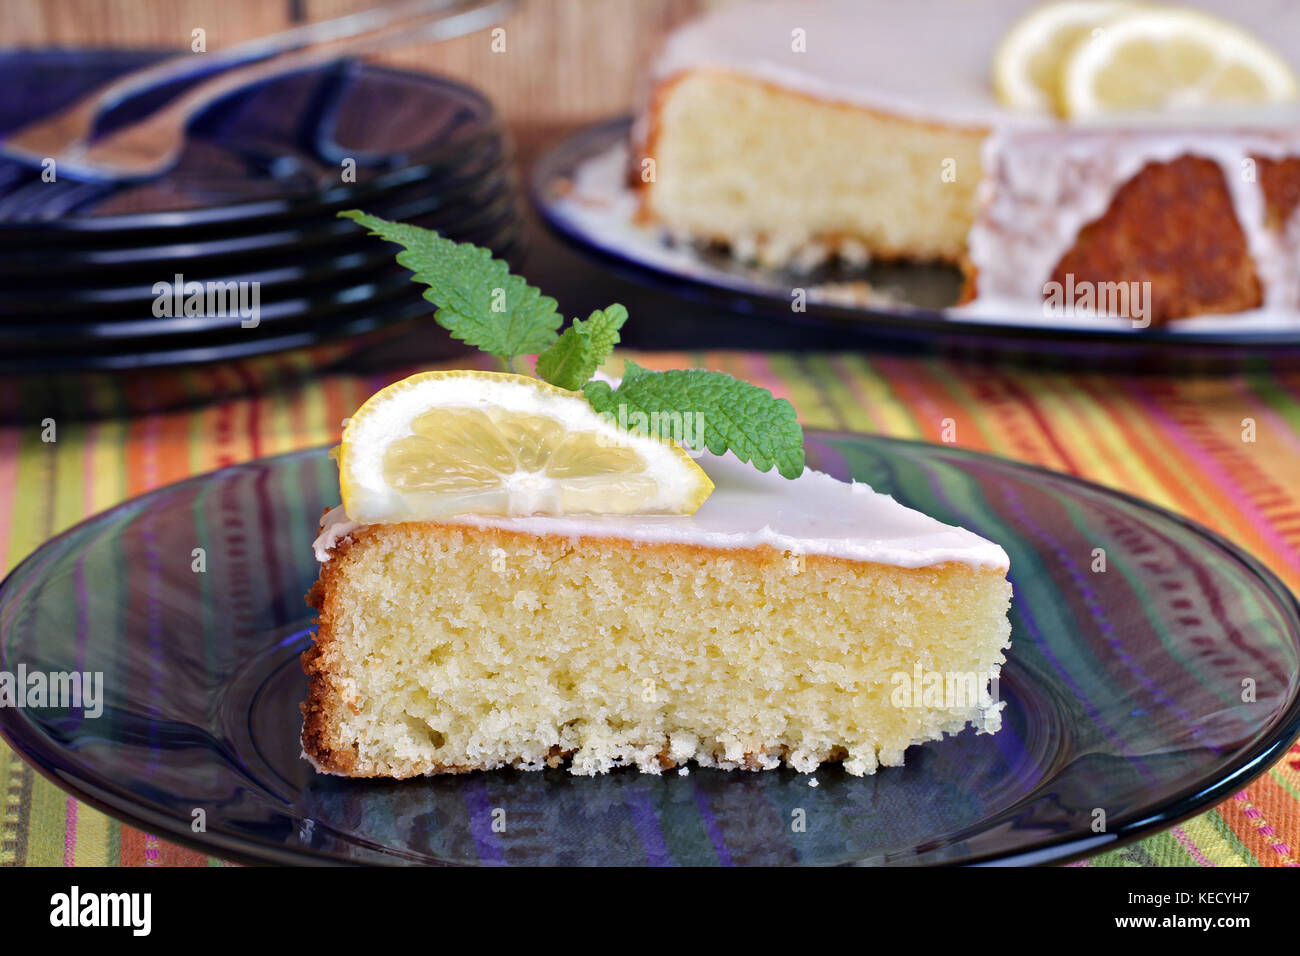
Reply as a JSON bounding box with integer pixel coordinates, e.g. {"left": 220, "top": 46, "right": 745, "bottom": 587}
{"left": 1, "top": 350, "right": 1298, "bottom": 867}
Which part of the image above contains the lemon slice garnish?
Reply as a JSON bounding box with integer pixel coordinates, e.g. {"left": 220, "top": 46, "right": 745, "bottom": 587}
{"left": 337, "top": 370, "right": 714, "bottom": 522}
{"left": 1058, "top": 7, "right": 1298, "bottom": 118}
{"left": 993, "top": 1, "right": 1138, "bottom": 112}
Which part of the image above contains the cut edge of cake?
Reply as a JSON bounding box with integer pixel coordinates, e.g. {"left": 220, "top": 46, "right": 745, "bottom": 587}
{"left": 635, "top": 67, "right": 989, "bottom": 270}
{"left": 302, "top": 512, "right": 1012, "bottom": 780}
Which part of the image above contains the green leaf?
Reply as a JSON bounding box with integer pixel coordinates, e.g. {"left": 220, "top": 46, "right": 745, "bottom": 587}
{"left": 583, "top": 361, "right": 805, "bottom": 478}
{"left": 339, "top": 210, "right": 561, "bottom": 359}
{"left": 535, "top": 304, "right": 628, "bottom": 390}
{"left": 339, "top": 211, "right": 807, "bottom": 480}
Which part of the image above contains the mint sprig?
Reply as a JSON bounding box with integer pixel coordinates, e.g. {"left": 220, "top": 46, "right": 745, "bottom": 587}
{"left": 341, "top": 210, "right": 805, "bottom": 478}
{"left": 583, "top": 361, "right": 805, "bottom": 479}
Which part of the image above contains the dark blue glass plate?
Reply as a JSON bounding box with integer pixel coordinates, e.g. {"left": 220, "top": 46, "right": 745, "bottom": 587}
{"left": 531, "top": 118, "right": 1300, "bottom": 355}
{"left": 0, "top": 51, "right": 500, "bottom": 239}
{"left": 2, "top": 435, "right": 1297, "bottom": 866}
{"left": 0, "top": 212, "right": 521, "bottom": 355}
{"left": 0, "top": 299, "right": 423, "bottom": 373}
{"left": 0, "top": 213, "right": 519, "bottom": 369}
{"left": 0, "top": 178, "right": 518, "bottom": 322}
{"left": 0, "top": 135, "right": 513, "bottom": 282}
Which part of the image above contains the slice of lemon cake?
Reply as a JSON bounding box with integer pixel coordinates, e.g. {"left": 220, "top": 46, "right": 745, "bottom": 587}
{"left": 301, "top": 214, "right": 1012, "bottom": 779}
{"left": 302, "top": 378, "right": 1012, "bottom": 778}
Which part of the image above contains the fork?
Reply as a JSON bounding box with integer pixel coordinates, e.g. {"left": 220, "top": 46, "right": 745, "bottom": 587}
{"left": 0, "top": 0, "right": 516, "bottom": 183}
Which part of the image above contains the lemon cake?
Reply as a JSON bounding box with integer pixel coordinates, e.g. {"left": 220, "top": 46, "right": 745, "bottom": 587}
{"left": 303, "top": 449, "right": 1012, "bottom": 778}
{"left": 636, "top": 0, "right": 1300, "bottom": 325}
{"left": 300, "top": 218, "right": 1012, "bottom": 780}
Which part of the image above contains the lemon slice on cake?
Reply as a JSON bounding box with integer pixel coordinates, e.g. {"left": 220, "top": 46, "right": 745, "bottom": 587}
{"left": 1058, "top": 7, "right": 1299, "bottom": 117}
{"left": 992, "top": 0, "right": 1137, "bottom": 112}
{"left": 337, "top": 370, "right": 714, "bottom": 522}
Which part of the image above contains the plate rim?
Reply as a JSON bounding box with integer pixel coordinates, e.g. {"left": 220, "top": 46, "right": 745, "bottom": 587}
{"left": 0, "top": 139, "right": 515, "bottom": 278}
{"left": 1, "top": 433, "right": 1298, "bottom": 867}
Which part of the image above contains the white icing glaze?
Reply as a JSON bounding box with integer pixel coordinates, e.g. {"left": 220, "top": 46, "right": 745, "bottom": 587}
{"left": 313, "top": 451, "right": 1010, "bottom": 571}
{"left": 650, "top": 0, "right": 1300, "bottom": 321}
{"left": 314, "top": 506, "right": 360, "bottom": 562}
{"left": 653, "top": 0, "right": 1012, "bottom": 126}
{"left": 965, "top": 125, "right": 1300, "bottom": 316}
{"left": 652, "top": 0, "right": 1300, "bottom": 128}
{"left": 555, "top": 139, "right": 1300, "bottom": 330}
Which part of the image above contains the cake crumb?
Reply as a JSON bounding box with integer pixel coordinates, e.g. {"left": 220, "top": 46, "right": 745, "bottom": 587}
{"left": 808, "top": 778, "right": 819, "bottom": 788}
{"left": 677, "top": 767, "right": 689, "bottom": 776}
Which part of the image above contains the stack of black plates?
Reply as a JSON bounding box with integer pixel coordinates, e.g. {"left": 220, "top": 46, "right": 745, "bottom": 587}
{"left": 0, "top": 50, "right": 521, "bottom": 414}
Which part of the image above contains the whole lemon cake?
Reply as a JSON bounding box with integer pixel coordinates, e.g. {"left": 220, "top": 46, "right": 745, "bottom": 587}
{"left": 300, "top": 212, "right": 1013, "bottom": 779}
{"left": 635, "top": 0, "right": 1300, "bottom": 326}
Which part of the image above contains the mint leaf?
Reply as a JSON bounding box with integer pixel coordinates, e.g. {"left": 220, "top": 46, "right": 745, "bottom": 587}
{"left": 583, "top": 361, "right": 804, "bottom": 478}
{"left": 341, "top": 211, "right": 807, "bottom": 480}
{"left": 340, "top": 210, "right": 561, "bottom": 359}
{"left": 535, "top": 304, "right": 628, "bottom": 390}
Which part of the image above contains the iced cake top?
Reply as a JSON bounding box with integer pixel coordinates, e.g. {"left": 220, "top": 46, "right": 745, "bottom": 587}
{"left": 315, "top": 450, "right": 1011, "bottom": 571}
{"left": 650, "top": 0, "right": 1300, "bottom": 127}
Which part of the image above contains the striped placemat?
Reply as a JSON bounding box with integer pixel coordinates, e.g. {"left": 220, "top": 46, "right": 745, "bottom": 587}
{"left": 1, "top": 350, "right": 1297, "bottom": 867}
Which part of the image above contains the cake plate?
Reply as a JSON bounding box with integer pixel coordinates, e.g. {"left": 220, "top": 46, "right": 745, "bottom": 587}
{"left": 1, "top": 434, "right": 1297, "bottom": 865}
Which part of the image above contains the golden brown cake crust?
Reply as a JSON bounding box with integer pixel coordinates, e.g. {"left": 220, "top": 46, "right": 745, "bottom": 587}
{"left": 301, "top": 520, "right": 1008, "bottom": 778}
{"left": 962, "top": 153, "right": 1300, "bottom": 320}
{"left": 1049, "top": 156, "right": 1262, "bottom": 326}
{"left": 301, "top": 572, "right": 356, "bottom": 775}
{"left": 1257, "top": 155, "right": 1300, "bottom": 231}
